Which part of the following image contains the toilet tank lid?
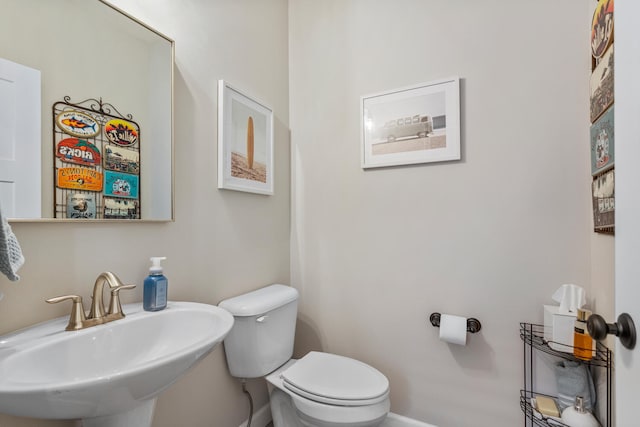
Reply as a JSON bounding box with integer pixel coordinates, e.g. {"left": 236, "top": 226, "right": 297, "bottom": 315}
{"left": 218, "top": 284, "right": 299, "bottom": 317}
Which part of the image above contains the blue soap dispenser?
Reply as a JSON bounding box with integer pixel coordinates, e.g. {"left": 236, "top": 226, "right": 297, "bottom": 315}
{"left": 143, "top": 257, "right": 168, "bottom": 311}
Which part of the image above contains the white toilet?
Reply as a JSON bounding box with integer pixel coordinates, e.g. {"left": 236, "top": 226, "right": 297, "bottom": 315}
{"left": 219, "top": 284, "right": 390, "bottom": 427}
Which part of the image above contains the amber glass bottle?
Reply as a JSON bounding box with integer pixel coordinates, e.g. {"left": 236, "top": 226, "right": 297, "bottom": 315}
{"left": 573, "top": 309, "right": 594, "bottom": 360}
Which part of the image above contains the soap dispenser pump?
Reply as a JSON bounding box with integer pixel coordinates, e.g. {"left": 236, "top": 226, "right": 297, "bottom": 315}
{"left": 143, "top": 257, "right": 168, "bottom": 312}
{"left": 561, "top": 396, "right": 601, "bottom": 427}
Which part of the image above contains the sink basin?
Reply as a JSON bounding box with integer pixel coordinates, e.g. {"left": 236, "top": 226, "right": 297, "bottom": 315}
{"left": 0, "top": 301, "right": 233, "bottom": 425}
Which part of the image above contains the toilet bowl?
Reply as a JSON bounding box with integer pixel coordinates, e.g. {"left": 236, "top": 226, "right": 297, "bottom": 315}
{"left": 267, "top": 353, "right": 390, "bottom": 427}
{"left": 218, "top": 285, "right": 391, "bottom": 427}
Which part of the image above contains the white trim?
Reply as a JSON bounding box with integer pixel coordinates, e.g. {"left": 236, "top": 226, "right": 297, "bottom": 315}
{"left": 383, "top": 412, "right": 437, "bottom": 427}
{"left": 250, "top": 407, "right": 436, "bottom": 427}
{"left": 238, "top": 402, "right": 272, "bottom": 427}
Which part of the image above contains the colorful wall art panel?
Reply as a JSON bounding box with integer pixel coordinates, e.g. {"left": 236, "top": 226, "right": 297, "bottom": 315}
{"left": 590, "top": 44, "right": 614, "bottom": 123}
{"left": 590, "top": 106, "right": 614, "bottom": 176}
{"left": 53, "top": 97, "right": 141, "bottom": 219}
{"left": 104, "top": 171, "right": 139, "bottom": 199}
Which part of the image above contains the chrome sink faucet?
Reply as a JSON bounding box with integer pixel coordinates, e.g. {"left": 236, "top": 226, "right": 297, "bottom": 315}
{"left": 46, "top": 272, "right": 136, "bottom": 331}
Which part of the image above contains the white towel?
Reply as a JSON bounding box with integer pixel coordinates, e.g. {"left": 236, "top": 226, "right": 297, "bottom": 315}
{"left": 0, "top": 202, "right": 24, "bottom": 281}
{"left": 555, "top": 360, "right": 596, "bottom": 411}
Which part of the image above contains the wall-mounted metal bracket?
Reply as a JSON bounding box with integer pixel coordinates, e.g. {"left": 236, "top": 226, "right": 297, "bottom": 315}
{"left": 429, "top": 313, "right": 482, "bottom": 333}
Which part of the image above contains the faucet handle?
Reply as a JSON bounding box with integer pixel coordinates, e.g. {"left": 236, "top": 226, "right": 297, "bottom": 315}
{"left": 46, "top": 295, "right": 87, "bottom": 331}
{"left": 108, "top": 284, "right": 136, "bottom": 317}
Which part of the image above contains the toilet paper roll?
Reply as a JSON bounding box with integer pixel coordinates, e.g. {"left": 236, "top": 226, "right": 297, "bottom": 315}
{"left": 439, "top": 314, "right": 467, "bottom": 346}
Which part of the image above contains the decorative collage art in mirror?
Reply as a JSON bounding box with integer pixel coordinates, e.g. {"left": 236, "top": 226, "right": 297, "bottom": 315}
{"left": 53, "top": 96, "right": 141, "bottom": 219}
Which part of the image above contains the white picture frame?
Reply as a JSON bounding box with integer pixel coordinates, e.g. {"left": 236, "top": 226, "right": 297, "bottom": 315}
{"left": 218, "top": 80, "right": 274, "bottom": 195}
{"left": 361, "top": 77, "right": 461, "bottom": 169}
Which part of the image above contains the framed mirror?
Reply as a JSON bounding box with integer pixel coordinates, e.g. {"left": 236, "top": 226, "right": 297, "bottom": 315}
{"left": 0, "top": 0, "right": 174, "bottom": 221}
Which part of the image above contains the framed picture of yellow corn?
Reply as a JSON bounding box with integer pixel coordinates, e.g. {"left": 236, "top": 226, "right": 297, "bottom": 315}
{"left": 217, "top": 80, "right": 274, "bottom": 195}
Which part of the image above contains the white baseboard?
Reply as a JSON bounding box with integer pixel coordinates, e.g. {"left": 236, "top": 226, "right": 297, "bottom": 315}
{"left": 238, "top": 403, "right": 272, "bottom": 427}
{"left": 239, "top": 406, "right": 436, "bottom": 427}
{"left": 383, "top": 412, "right": 437, "bottom": 427}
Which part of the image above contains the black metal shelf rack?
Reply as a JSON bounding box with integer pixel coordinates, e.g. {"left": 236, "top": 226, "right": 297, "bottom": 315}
{"left": 520, "top": 323, "right": 611, "bottom": 427}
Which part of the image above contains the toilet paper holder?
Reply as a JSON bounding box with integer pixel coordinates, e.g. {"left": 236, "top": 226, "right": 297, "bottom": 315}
{"left": 429, "top": 313, "right": 482, "bottom": 333}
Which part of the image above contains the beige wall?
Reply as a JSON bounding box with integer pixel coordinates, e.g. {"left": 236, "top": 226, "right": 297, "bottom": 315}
{"left": 0, "top": 1, "right": 617, "bottom": 427}
{"left": 289, "top": 1, "right": 599, "bottom": 426}
{"left": 0, "top": 0, "right": 290, "bottom": 426}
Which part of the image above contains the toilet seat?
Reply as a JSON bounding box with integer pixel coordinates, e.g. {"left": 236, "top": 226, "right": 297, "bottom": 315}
{"left": 281, "top": 352, "right": 389, "bottom": 406}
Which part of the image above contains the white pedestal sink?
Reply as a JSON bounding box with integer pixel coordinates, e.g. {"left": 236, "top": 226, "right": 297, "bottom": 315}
{"left": 0, "top": 302, "right": 234, "bottom": 426}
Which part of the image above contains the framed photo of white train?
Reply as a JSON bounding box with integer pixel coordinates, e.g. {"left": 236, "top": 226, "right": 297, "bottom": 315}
{"left": 361, "top": 77, "right": 460, "bottom": 169}
{"left": 217, "top": 80, "right": 274, "bottom": 195}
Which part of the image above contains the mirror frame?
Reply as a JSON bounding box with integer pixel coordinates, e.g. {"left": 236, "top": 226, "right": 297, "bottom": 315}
{"left": 9, "top": 0, "right": 175, "bottom": 223}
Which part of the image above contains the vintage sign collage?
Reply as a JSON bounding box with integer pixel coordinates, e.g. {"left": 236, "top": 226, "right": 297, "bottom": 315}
{"left": 589, "top": 0, "right": 614, "bottom": 233}
{"left": 53, "top": 99, "right": 141, "bottom": 219}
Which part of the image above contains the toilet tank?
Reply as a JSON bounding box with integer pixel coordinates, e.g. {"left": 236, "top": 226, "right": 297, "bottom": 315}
{"left": 218, "top": 284, "right": 299, "bottom": 378}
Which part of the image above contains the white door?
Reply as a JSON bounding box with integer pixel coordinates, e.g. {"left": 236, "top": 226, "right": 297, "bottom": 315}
{"left": 0, "top": 57, "right": 41, "bottom": 218}
{"left": 614, "top": 2, "right": 640, "bottom": 425}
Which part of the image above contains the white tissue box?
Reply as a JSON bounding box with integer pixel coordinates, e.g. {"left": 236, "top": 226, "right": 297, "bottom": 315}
{"left": 543, "top": 305, "right": 576, "bottom": 353}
